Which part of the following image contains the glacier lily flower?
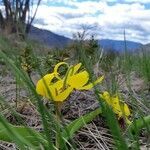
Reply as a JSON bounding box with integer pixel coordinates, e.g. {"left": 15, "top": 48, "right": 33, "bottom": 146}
{"left": 36, "top": 62, "right": 104, "bottom": 102}
{"left": 100, "top": 91, "right": 131, "bottom": 124}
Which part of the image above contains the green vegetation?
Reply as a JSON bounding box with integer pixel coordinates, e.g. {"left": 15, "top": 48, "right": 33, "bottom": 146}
{"left": 0, "top": 34, "right": 150, "bottom": 150}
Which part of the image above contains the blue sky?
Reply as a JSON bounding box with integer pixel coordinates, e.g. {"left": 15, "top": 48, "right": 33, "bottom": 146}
{"left": 33, "top": 0, "right": 150, "bottom": 44}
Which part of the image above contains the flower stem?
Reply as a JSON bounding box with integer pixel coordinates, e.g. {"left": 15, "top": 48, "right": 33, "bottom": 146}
{"left": 55, "top": 102, "right": 62, "bottom": 149}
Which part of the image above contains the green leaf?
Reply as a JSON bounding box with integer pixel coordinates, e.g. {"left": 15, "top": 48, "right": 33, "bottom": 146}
{"left": 129, "top": 115, "right": 150, "bottom": 135}
{"left": 0, "top": 122, "right": 48, "bottom": 149}
{"left": 0, "top": 45, "right": 55, "bottom": 150}
{"left": 101, "top": 103, "right": 128, "bottom": 150}
{"left": 62, "top": 107, "right": 102, "bottom": 140}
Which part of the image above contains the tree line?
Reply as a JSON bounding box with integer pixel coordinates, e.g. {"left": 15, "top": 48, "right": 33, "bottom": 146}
{"left": 0, "top": 0, "right": 41, "bottom": 37}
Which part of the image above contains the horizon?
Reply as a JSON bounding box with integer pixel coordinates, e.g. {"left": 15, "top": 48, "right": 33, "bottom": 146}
{"left": 31, "top": 26, "right": 145, "bottom": 45}
{"left": 33, "top": 0, "right": 150, "bottom": 44}
{"left": 31, "top": 25, "right": 145, "bottom": 45}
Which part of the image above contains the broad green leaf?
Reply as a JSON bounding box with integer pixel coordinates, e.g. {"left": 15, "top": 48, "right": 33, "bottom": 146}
{"left": 62, "top": 107, "right": 102, "bottom": 140}
{"left": 129, "top": 115, "right": 150, "bottom": 135}
{"left": 0, "top": 122, "right": 48, "bottom": 148}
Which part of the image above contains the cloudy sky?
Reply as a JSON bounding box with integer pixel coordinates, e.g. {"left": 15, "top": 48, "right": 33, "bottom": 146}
{"left": 33, "top": 0, "right": 150, "bottom": 44}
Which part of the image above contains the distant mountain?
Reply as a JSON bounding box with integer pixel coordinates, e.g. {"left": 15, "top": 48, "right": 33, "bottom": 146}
{"left": 28, "top": 26, "right": 72, "bottom": 48}
{"left": 140, "top": 43, "right": 150, "bottom": 53}
{"left": 99, "top": 39, "right": 143, "bottom": 52}
{"left": 29, "top": 26, "right": 143, "bottom": 52}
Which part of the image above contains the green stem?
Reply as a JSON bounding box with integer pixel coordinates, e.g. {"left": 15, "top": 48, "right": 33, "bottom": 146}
{"left": 55, "top": 102, "right": 62, "bottom": 149}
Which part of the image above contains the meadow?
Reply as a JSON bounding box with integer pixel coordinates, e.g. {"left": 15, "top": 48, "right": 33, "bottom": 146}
{"left": 0, "top": 34, "right": 150, "bottom": 150}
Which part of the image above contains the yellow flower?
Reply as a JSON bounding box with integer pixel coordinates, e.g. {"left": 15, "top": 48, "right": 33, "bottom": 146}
{"left": 100, "top": 91, "right": 131, "bottom": 124}
{"left": 36, "top": 62, "right": 104, "bottom": 102}
{"left": 36, "top": 62, "right": 72, "bottom": 102}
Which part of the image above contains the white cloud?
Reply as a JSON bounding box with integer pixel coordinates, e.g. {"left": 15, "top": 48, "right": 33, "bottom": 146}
{"left": 96, "top": 0, "right": 150, "bottom": 4}
{"left": 124, "top": 0, "right": 150, "bottom": 4}
{"left": 33, "top": 1, "right": 150, "bottom": 44}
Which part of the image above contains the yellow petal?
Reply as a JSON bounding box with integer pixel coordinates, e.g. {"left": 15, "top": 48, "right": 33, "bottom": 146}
{"left": 112, "top": 96, "right": 131, "bottom": 119}
{"left": 112, "top": 96, "right": 120, "bottom": 110}
{"left": 54, "top": 62, "right": 69, "bottom": 79}
{"left": 100, "top": 91, "right": 110, "bottom": 99}
{"left": 36, "top": 80, "right": 45, "bottom": 97}
{"left": 125, "top": 117, "right": 132, "bottom": 124}
{"left": 54, "top": 86, "right": 73, "bottom": 102}
{"left": 67, "top": 71, "right": 89, "bottom": 89}
{"left": 79, "top": 75, "right": 104, "bottom": 90}
{"left": 65, "top": 63, "right": 82, "bottom": 84}
{"left": 45, "top": 80, "right": 64, "bottom": 100}
{"left": 123, "top": 103, "right": 131, "bottom": 117}
{"left": 44, "top": 80, "right": 73, "bottom": 102}
{"left": 42, "top": 73, "right": 56, "bottom": 84}
{"left": 36, "top": 73, "right": 55, "bottom": 97}
{"left": 72, "top": 63, "right": 82, "bottom": 74}
{"left": 100, "top": 91, "right": 111, "bottom": 104}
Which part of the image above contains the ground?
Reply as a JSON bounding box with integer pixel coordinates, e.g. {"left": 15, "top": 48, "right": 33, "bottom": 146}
{"left": 0, "top": 63, "right": 149, "bottom": 149}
